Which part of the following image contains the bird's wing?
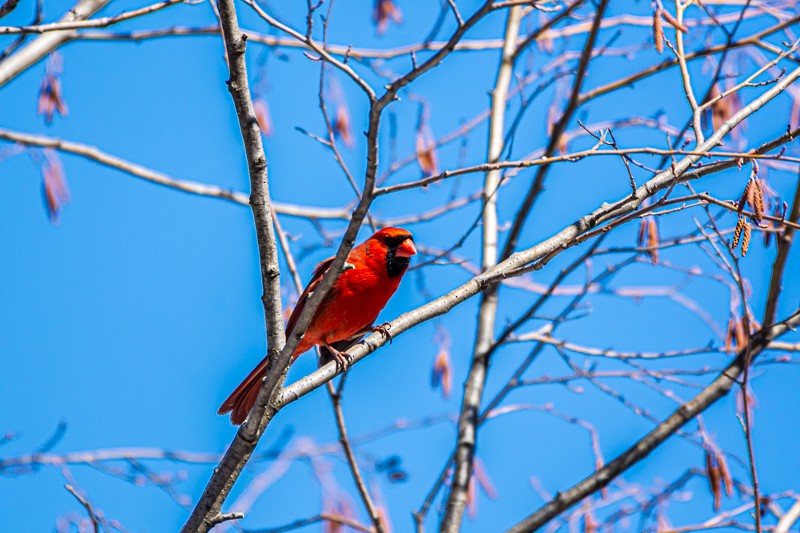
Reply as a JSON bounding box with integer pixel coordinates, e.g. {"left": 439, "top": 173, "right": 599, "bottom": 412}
{"left": 285, "top": 255, "right": 334, "bottom": 338}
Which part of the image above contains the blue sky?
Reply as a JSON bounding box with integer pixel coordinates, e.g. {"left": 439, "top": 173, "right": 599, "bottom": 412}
{"left": 1, "top": 1, "right": 799, "bottom": 532}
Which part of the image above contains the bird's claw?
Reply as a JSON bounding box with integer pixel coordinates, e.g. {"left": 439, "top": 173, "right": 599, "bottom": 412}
{"left": 371, "top": 322, "right": 393, "bottom": 344}
{"left": 325, "top": 344, "right": 351, "bottom": 373}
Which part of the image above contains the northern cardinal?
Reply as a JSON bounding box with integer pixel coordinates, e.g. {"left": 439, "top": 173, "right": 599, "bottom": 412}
{"left": 219, "top": 227, "right": 417, "bottom": 424}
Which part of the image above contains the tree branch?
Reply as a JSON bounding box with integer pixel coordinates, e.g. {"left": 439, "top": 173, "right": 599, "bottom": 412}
{"left": 763, "top": 174, "right": 800, "bottom": 326}
{"left": 440, "top": 6, "right": 522, "bottom": 532}
{"left": 501, "top": 0, "right": 610, "bottom": 261}
{"left": 505, "top": 309, "right": 800, "bottom": 533}
{"left": 0, "top": 0, "right": 110, "bottom": 87}
{"left": 179, "top": 0, "right": 285, "bottom": 529}
{"left": 277, "top": 60, "right": 800, "bottom": 408}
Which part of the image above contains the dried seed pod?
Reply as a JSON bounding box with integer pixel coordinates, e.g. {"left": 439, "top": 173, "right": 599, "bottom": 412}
{"left": 752, "top": 178, "right": 765, "bottom": 222}
{"left": 431, "top": 348, "right": 452, "bottom": 398}
{"left": 431, "top": 325, "right": 452, "bottom": 398}
{"left": 637, "top": 218, "right": 647, "bottom": 248}
{"left": 647, "top": 217, "right": 660, "bottom": 264}
{"left": 718, "top": 450, "right": 733, "bottom": 496}
{"left": 741, "top": 221, "right": 751, "bottom": 256}
{"left": 707, "top": 84, "right": 734, "bottom": 131}
{"left": 466, "top": 475, "right": 478, "bottom": 519}
{"left": 253, "top": 99, "right": 273, "bottom": 137}
{"left": 734, "top": 315, "right": 747, "bottom": 351}
{"left": 706, "top": 451, "right": 722, "bottom": 510}
{"left": 660, "top": 8, "right": 689, "bottom": 33}
{"left": 38, "top": 54, "right": 69, "bottom": 124}
{"left": 732, "top": 217, "right": 745, "bottom": 250}
{"left": 737, "top": 179, "right": 753, "bottom": 213}
{"left": 332, "top": 103, "right": 354, "bottom": 148}
{"left": 41, "top": 151, "right": 70, "bottom": 222}
{"left": 373, "top": 0, "right": 402, "bottom": 35}
{"left": 653, "top": 9, "right": 664, "bottom": 54}
{"left": 725, "top": 316, "right": 735, "bottom": 352}
{"left": 473, "top": 458, "right": 498, "bottom": 500}
{"left": 415, "top": 129, "right": 439, "bottom": 177}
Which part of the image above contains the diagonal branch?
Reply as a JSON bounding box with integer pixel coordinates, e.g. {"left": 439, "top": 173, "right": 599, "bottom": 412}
{"left": 504, "top": 309, "right": 800, "bottom": 533}
{"left": 0, "top": 0, "right": 110, "bottom": 87}
{"left": 277, "top": 61, "right": 800, "bottom": 408}
{"left": 0, "top": 0, "right": 181, "bottom": 35}
{"left": 501, "top": 0, "right": 610, "bottom": 261}
{"left": 763, "top": 175, "right": 800, "bottom": 326}
{"left": 0, "top": 128, "right": 352, "bottom": 219}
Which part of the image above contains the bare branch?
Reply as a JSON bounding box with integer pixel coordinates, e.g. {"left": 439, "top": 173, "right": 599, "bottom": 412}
{"left": 179, "top": 0, "right": 285, "bottom": 528}
{"left": 0, "top": 0, "right": 110, "bottom": 87}
{"left": 0, "top": 0, "right": 182, "bottom": 35}
{"left": 441, "top": 5, "right": 522, "bottom": 531}
{"left": 506, "top": 309, "right": 800, "bottom": 533}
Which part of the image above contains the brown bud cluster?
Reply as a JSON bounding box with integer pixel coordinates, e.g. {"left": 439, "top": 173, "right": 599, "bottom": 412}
{"left": 738, "top": 176, "right": 765, "bottom": 222}
{"left": 41, "top": 151, "right": 70, "bottom": 222}
{"left": 742, "top": 222, "right": 751, "bottom": 256}
{"left": 731, "top": 218, "right": 752, "bottom": 258}
{"left": 373, "top": 0, "right": 402, "bottom": 35}
{"left": 659, "top": 8, "right": 689, "bottom": 33}
{"left": 416, "top": 126, "right": 439, "bottom": 177}
{"left": 332, "top": 103, "right": 354, "bottom": 148}
{"left": 653, "top": 8, "right": 664, "bottom": 54}
{"left": 732, "top": 217, "right": 745, "bottom": 251}
{"left": 725, "top": 313, "right": 747, "bottom": 352}
{"left": 638, "top": 216, "right": 660, "bottom": 263}
{"left": 38, "top": 53, "right": 68, "bottom": 124}
{"left": 705, "top": 448, "right": 733, "bottom": 510}
{"left": 253, "top": 98, "right": 273, "bottom": 137}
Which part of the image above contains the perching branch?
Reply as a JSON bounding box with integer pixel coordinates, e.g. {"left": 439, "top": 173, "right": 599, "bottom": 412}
{"left": 277, "top": 58, "right": 800, "bottom": 408}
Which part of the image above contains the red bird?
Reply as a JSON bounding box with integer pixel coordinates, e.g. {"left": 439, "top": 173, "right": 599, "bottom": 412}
{"left": 219, "top": 227, "right": 417, "bottom": 424}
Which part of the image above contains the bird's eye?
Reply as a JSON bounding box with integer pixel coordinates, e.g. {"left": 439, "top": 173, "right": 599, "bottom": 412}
{"left": 384, "top": 235, "right": 406, "bottom": 247}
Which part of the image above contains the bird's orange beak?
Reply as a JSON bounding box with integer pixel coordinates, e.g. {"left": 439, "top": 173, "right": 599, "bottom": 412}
{"left": 396, "top": 238, "right": 417, "bottom": 258}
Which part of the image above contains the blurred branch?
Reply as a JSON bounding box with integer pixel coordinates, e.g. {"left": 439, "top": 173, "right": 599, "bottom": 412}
{"left": 246, "top": 513, "right": 373, "bottom": 533}
{"left": 672, "top": 0, "right": 704, "bottom": 144}
{"left": 0, "top": 0, "right": 182, "bottom": 35}
{"left": 0, "top": 0, "right": 110, "bottom": 87}
{"left": 328, "top": 382, "right": 384, "bottom": 533}
{"left": 64, "top": 483, "right": 100, "bottom": 533}
{"left": 376, "top": 147, "right": 800, "bottom": 195}
{"left": 776, "top": 498, "right": 800, "bottom": 533}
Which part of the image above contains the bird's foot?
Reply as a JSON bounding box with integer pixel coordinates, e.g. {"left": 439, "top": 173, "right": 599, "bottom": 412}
{"left": 371, "top": 322, "right": 393, "bottom": 344}
{"left": 324, "top": 343, "right": 351, "bottom": 373}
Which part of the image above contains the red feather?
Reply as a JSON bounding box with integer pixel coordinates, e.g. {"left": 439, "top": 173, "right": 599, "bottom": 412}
{"left": 219, "top": 227, "right": 416, "bottom": 424}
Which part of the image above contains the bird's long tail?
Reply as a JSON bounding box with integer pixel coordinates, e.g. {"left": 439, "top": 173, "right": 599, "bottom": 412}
{"left": 220, "top": 336, "right": 360, "bottom": 425}
{"left": 217, "top": 356, "right": 269, "bottom": 425}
